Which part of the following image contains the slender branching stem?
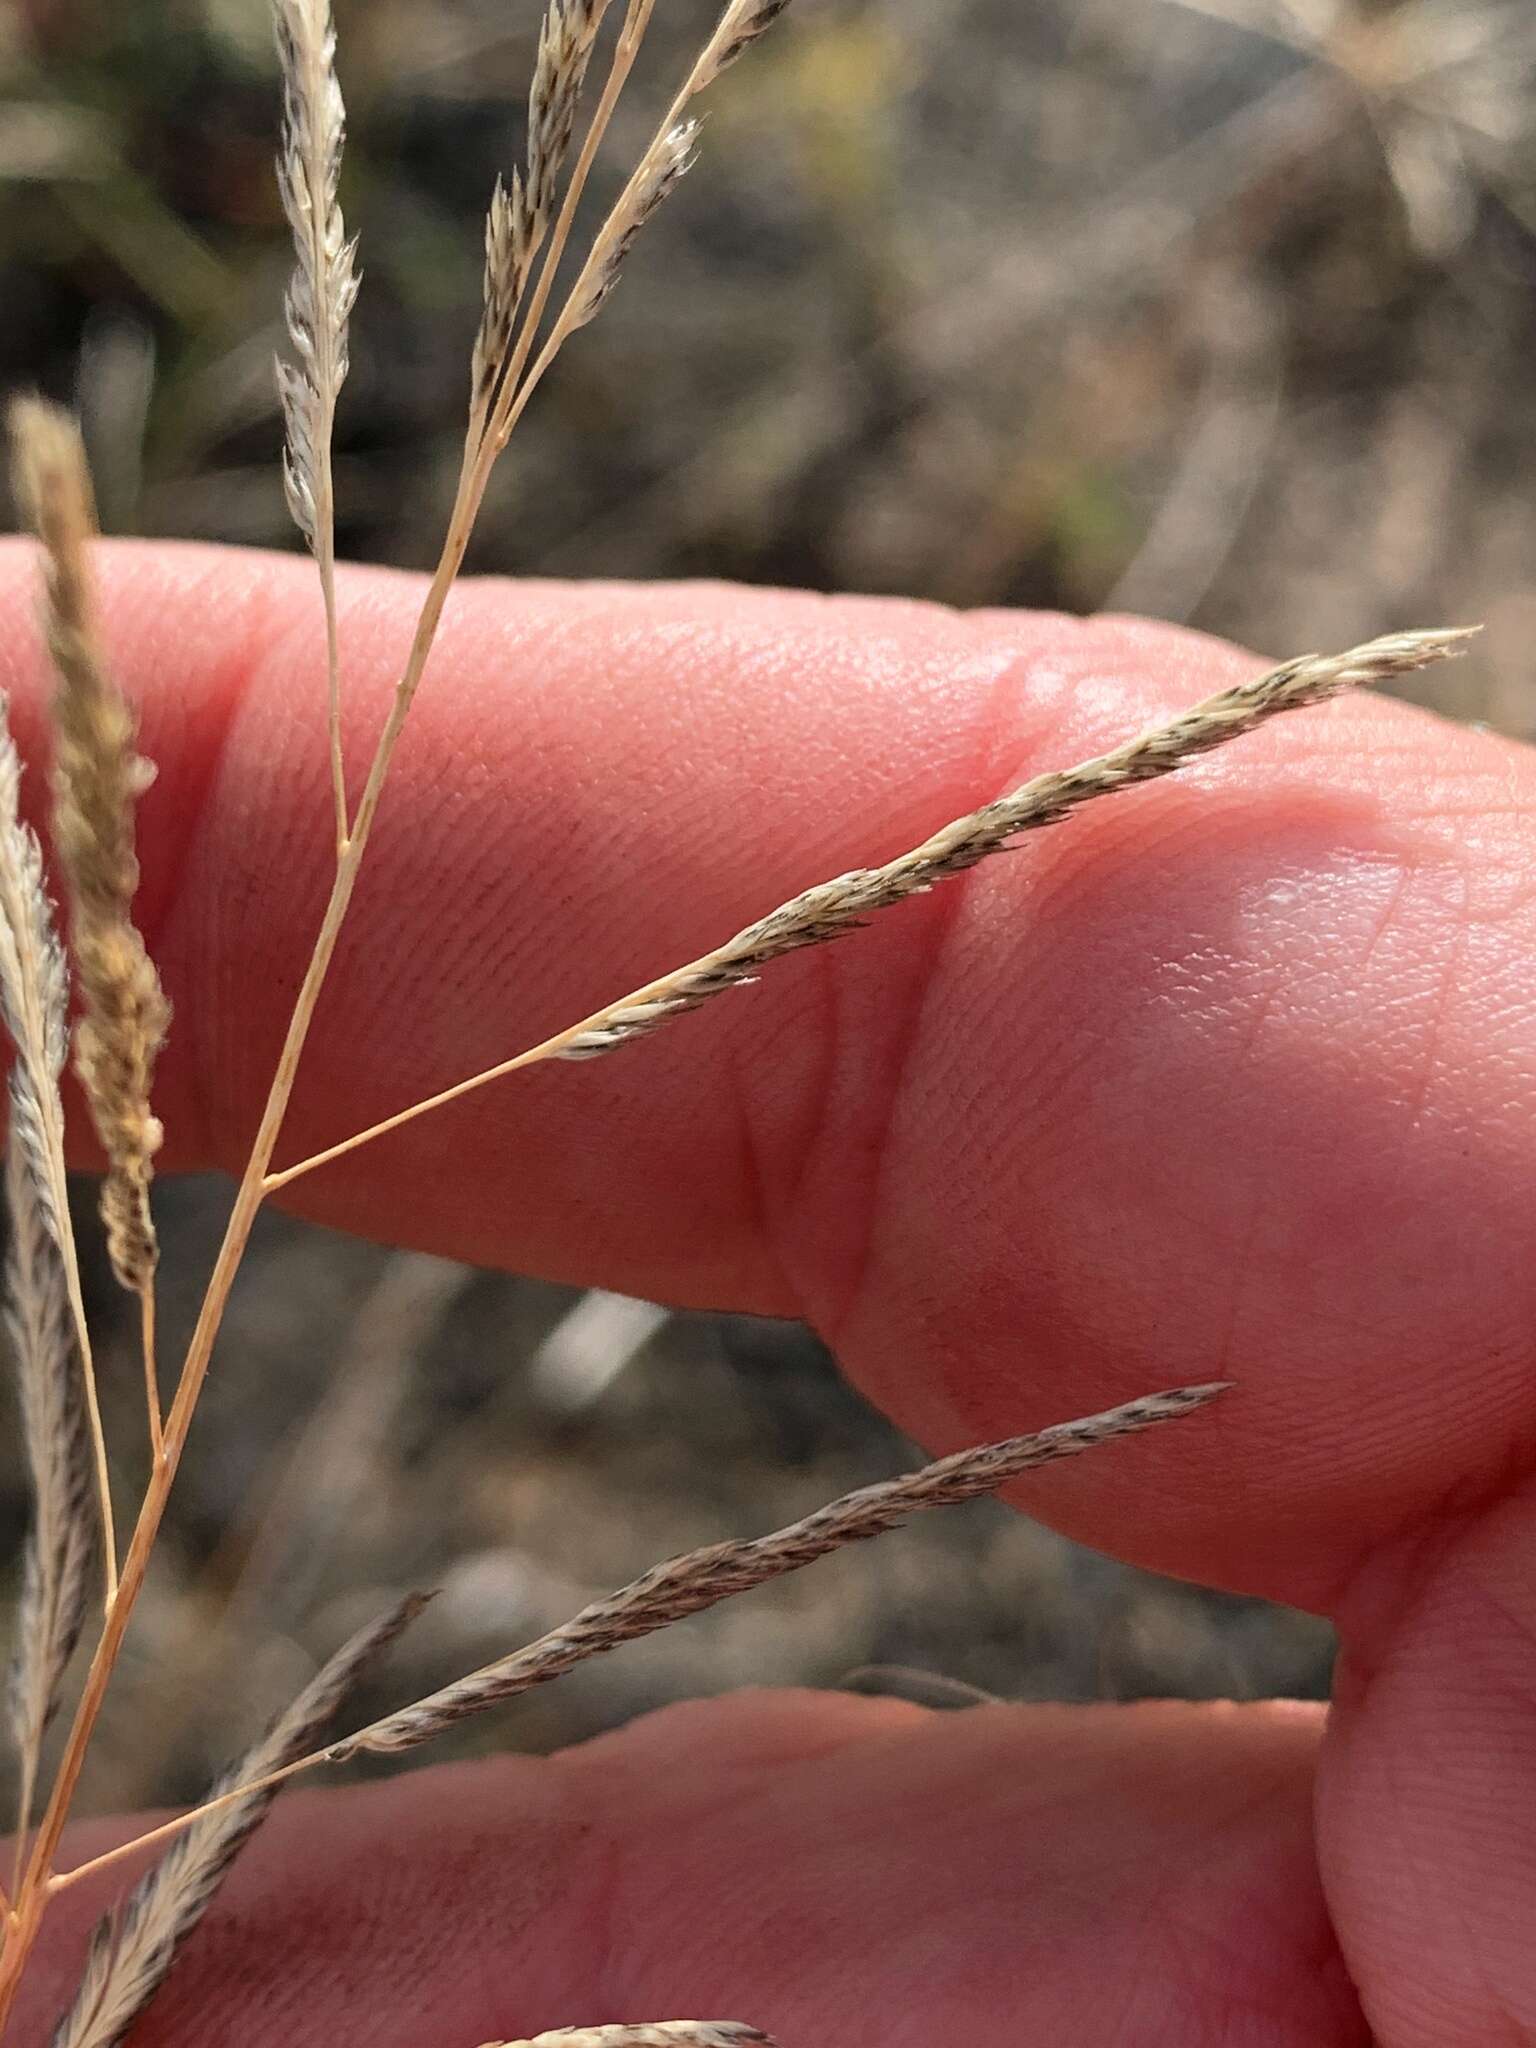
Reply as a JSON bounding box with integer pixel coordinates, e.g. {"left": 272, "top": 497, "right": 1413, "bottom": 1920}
{"left": 0, "top": 516, "right": 475, "bottom": 2033}
{"left": 324, "top": 572, "right": 347, "bottom": 858}
{"left": 64, "top": 1270, "right": 114, "bottom": 1612}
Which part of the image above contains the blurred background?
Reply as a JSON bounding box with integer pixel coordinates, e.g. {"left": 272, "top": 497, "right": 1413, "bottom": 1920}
{"left": 1, "top": 0, "right": 1533, "bottom": 1810}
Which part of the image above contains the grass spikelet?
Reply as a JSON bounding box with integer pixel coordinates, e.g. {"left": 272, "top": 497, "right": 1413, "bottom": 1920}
{"left": 472, "top": 171, "right": 532, "bottom": 419}
{"left": 482, "top": 2026, "right": 775, "bottom": 2047}
{"left": 8, "top": 398, "right": 170, "bottom": 1305}
{"left": 273, "top": 0, "right": 357, "bottom": 851}
{"left": 5, "top": 1135, "right": 94, "bottom": 1882}
{"left": 564, "top": 120, "right": 699, "bottom": 334}
{"left": 49, "top": 1593, "right": 427, "bottom": 2048}
{"left": 338, "top": 1383, "right": 1224, "bottom": 1759}
{"left": 694, "top": 0, "right": 794, "bottom": 89}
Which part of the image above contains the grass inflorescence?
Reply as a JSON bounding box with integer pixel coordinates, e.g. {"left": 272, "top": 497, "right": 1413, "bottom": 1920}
{"left": 0, "top": 1, "right": 1474, "bottom": 2042}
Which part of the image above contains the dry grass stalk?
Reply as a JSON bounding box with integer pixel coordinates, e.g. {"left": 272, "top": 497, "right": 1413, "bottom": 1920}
{"left": 266, "top": 625, "right": 1473, "bottom": 1192}
{"left": 548, "top": 627, "right": 1473, "bottom": 1056}
{"left": 274, "top": 0, "right": 357, "bottom": 853}
{"left": 4, "top": 1137, "right": 94, "bottom": 1891}
{"left": 481, "top": 2027, "right": 774, "bottom": 2047}
{"left": 48, "top": 1594, "right": 426, "bottom": 2048}
{"left": 53, "top": 1381, "right": 1227, "bottom": 1896}
{"left": 0, "top": 592, "right": 114, "bottom": 1595}
{"left": 337, "top": 1381, "right": 1225, "bottom": 1759}
{"left": 9, "top": 400, "right": 170, "bottom": 1313}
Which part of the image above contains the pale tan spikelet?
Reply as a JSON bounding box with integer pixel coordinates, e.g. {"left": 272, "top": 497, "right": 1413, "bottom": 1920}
{"left": 50, "top": 1594, "right": 427, "bottom": 2048}
{"left": 5, "top": 1133, "right": 95, "bottom": 1844}
{"left": 563, "top": 119, "right": 698, "bottom": 335}
{"left": 336, "top": 1383, "right": 1224, "bottom": 1760}
{"left": 273, "top": 0, "right": 357, "bottom": 848}
{"left": 481, "top": 2026, "right": 774, "bottom": 2047}
{"left": 693, "top": 0, "right": 794, "bottom": 90}
{"left": 9, "top": 397, "right": 170, "bottom": 1297}
{"left": 473, "top": 170, "right": 533, "bottom": 415}
{"left": 0, "top": 706, "right": 96, "bottom": 1752}
{"left": 0, "top": 697, "right": 70, "bottom": 1236}
{"left": 554, "top": 627, "right": 1476, "bottom": 1058}
{"left": 273, "top": 0, "right": 356, "bottom": 552}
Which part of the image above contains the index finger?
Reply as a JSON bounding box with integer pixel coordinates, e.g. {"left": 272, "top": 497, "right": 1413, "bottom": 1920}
{"left": 2, "top": 537, "right": 1531, "bottom": 1614}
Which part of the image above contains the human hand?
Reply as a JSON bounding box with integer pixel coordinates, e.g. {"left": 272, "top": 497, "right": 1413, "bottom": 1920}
{"left": 5, "top": 541, "right": 1531, "bottom": 2046}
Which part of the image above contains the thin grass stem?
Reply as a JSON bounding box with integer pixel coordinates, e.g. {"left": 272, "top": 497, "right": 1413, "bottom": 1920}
{"left": 139, "top": 1287, "right": 162, "bottom": 1462}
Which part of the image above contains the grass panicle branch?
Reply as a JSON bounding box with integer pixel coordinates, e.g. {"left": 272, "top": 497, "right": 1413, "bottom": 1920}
{"left": 48, "top": 1594, "right": 427, "bottom": 2048}
{"left": 476, "top": 0, "right": 801, "bottom": 472}
{"left": 548, "top": 627, "right": 1475, "bottom": 1057}
{"left": 9, "top": 400, "right": 170, "bottom": 1311}
{"left": 274, "top": 0, "right": 357, "bottom": 852}
{"left": 335, "top": 1381, "right": 1226, "bottom": 1759}
{"left": 266, "top": 626, "right": 1473, "bottom": 1193}
{"left": 480, "top": 2027, "right": 775, "bottom": 2047}
{"left": 5, "top": 1136, "right": 94, "bottom": 1891}
{"left": 473, "top": 172, "right": 532, "bottom": 420}
{"left": 52, "top": 1380, "right": 1227, "bottom": 1901}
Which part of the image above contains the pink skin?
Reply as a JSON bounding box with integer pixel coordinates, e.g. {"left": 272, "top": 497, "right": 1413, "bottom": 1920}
{"left": 1, "top": 539, "right": 1534, "bottom": 2045}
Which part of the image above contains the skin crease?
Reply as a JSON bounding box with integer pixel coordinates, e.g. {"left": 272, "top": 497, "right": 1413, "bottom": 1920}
{"left": 0, "top": 540, "right": 1533, "bottom": 2044}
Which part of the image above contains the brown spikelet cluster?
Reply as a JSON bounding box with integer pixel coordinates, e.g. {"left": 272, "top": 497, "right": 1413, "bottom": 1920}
{"left": 8, "top": 398, "right": 170, "bottom": 1295}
